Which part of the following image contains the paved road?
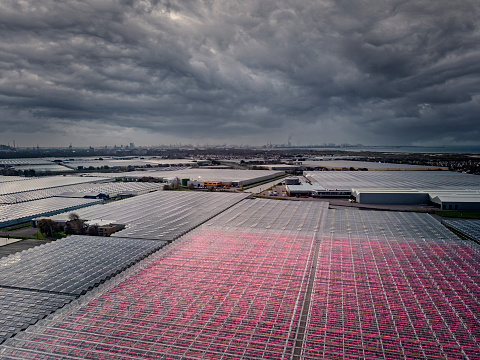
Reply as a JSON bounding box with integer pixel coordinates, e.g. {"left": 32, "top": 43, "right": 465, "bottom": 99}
{"left": 0, "top": 226, "right": 39, "bottom": 237}
{"left": 0, "top": 238, "right": 53, "bottom": 258}
{"left": 0, "top": 237, "right": 23, "bottom": 247}
{"left": 0, "top": 224, "right": 53, "bottom": 258}
{"left": 243, "top": 178, "right": 285, "bottom": 194}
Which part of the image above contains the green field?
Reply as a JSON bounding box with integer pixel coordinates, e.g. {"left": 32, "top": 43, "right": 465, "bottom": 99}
{"left": 436, "top": 211, "right": 480, "bottom": 219}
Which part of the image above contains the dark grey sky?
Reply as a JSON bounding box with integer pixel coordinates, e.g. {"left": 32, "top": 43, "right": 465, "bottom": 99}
{"left": 0, "top": 0, "right": 479, "bottom": 147}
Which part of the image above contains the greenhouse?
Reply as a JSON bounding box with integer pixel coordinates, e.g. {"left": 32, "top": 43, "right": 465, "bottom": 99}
{"left": 0, "top": 235, "right": 167, "bottom": 343}
{"left": 0, "top": 195, "right": 479, "bottom": 358}
{"left": 0, "top": 184, "right": 97, "bottom": 204}
{"left": 0, "top": 288, "right": 74, "bottom": 344}
{"left": 0, "top": 197, "right": 102, "bottom": 228}
{"left": 0, "top": 227, "right": 317, "bottom": 358}
{"left": 0, "top": 181, "right": 163, "bottom": 204}
{"left": 0, "top": 235, "right": 166, "bottom": 295}
{"left": 37, "top": 191, "right": 250, "bottom": 241}
{"left": 0, "top": 158, "right": 53, "bottom": 166}
{"left": 442, "top": 219, "right": 480, "bottom": 243}
{"left": 0, "top": 175, "right": 26, "bottom": 183}
{"left": 324, "top": 208, "right": 459, "bottom": 240}
{"left": 12, "top": 164, "right": 73, "bottom": 173}
{"left": 0, "top": 176, "right": 110, "bottom": 196}
{"left": 206, "top": 198, "right": 329, "bottom": 232}
{"left": 302, "top": 233, "right": 480, "bottom": 359}
{"left": 64, "top": 158, "right": 195, "bottom": 169}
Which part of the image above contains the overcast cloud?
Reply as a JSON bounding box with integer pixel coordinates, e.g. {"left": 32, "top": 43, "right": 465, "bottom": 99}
{"left": 0, "top": 0, "right": 479, "bottom": 147}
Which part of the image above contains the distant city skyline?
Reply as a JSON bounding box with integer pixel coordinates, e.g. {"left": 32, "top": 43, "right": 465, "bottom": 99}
{"left": 4, "top": 142, "right": 480, "bottom": 156}
{"left": 1, "top": 140, "right": 368, "bottom": 149}
{"left": 0, "top": 1, "right": 479, "bottom": 147}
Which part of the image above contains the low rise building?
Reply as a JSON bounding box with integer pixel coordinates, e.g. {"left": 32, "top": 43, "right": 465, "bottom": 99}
{"left": 98, "top": 225, "right": 118, "bottom": 237}
{"left": 286, "top": 183, "right": 327, "bottom": 197}
{"left": 351, "top": 188, "right": 480, "bottom": 210}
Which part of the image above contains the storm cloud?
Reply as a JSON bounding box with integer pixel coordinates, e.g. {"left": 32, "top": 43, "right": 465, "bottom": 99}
{"left": 0, "top": 0, "right": 479, "bottom": 146}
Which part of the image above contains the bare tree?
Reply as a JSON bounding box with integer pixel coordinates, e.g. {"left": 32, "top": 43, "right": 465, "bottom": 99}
{"left": 65, "top": 213, "right": 86, "bottom": 235}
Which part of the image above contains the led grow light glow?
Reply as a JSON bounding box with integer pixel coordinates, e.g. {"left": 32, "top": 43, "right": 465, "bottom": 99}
{"left": 1, "top": 228, "right": 316, "bottom": 359}
{"left": 303, "top": 234, "right": 480, "bottom": 359}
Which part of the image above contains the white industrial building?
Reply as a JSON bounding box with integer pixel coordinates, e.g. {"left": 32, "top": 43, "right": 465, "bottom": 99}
{"left": 429, "top": 190, "right": 480, "bottom": 210}
{"left": 162, "top": 169, "right": 284, "bottom": 187}
{"left": 86, "top": 169, "right": 284, "bottom": 188}
{"left": 305, "top": 170, "right": 480, "bottom": 190}
{"left": 286, "top": 183, "right": 327, "bottom": 197}
{"left": 351, "top": 189, "right": 430, "bottom": 205}
{"left": 305, "top": 171, "right": 480, "bottom": 210}
{"left": 352, "top": 188, "right": 480, "bottom": 210}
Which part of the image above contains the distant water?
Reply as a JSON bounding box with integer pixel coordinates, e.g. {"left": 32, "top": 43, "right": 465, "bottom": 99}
{"left": 306, "top": 146, "right": 480, "bottom": 154}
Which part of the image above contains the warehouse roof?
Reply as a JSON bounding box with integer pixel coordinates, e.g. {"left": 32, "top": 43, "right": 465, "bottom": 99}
{"left": 86, "top": 168, "right": 283, "bottom": 185}
{"left": 306, "top": 170, "right": 480, "bottom": 190}
{"left": 352, "top": 188, "right": 480, "bottom": 199}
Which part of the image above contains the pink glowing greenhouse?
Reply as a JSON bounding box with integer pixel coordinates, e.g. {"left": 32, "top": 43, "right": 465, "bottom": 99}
{"left": 0, "top": 201, "right": 479, "bottom": 359}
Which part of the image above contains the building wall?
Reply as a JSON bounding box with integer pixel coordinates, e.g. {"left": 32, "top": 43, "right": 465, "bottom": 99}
{"left": 441, "top": 202, "right": 480, "bottom": 211}
{"left": 187, "top": 171, "right": 283, "bottom": 188}
{"left": 98, "top": 226, "right": 117, "bottom": 236}
{"left": 356, "top": 192, "right": 430, "bottom": 205}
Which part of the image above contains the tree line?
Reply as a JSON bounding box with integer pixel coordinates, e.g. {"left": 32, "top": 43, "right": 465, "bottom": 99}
{"left": 37, "top": 213, "right": 100, "bottom": 237}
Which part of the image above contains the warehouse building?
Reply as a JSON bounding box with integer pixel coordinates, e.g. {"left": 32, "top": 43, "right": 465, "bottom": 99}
{"left": 286, "top": 183, "right": 327, "bottom": 197}
{"left": 306, "top": 171, "right": 480, "bottom": 209}
{"left": 429, "top": 190, "right": 480, "bottom": 210}
{"left": 164, "top": 169, "right": 284, "bottom": 187}
{"left": 351, "top": 188, "right": 430, "bottom": 205}
{"left": 352, "top": 188, "right": 480, "bottom": 210}
{"left": 84, "top": 168, "right": 283, "bottom": 188}
{"left": 305, "top": 170, "right": 480, "bottom": 190}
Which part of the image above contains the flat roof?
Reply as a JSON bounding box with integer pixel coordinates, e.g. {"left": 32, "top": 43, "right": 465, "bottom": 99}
{"left": 86, "top": 168, "right": 283, "bottom": 183}
{"left": 306, "top": 171, "right": 480, "bottom": 190}
{"left": 287, "top": 184, "right": 326, "bottom": 192}
{"left": 352, "top": 188, "right": 480, "bottom": 203}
